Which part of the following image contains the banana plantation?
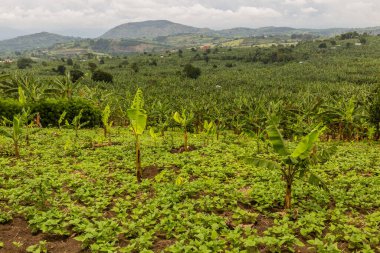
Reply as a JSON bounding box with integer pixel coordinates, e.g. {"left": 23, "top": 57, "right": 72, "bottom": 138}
{"left": 0, "top": 35, "right": 379, "bottom": 252}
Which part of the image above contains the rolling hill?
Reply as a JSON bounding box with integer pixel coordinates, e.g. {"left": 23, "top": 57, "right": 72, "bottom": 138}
{"left": 100, "top": 20, "right": 380, "bottom": 39}
{"left": 1, "top": 20, "right": 380, "bottom": 54}
{"left": 0, "top": 32, "right": 78, "bottom": 52}
{"left": 100, "top": 20, "right": 211, "bottom": 40}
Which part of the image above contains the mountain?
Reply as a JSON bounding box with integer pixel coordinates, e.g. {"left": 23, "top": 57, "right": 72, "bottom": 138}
{"left": 100, "top": 20, "right": 210, "bottom": 39}
{"left": 215, "top": 26, "right": 380, "bottom": 38}
{"left": 101, "top": 20, "right": 380, "bottom": 39}
{"left": 1, "top": 21, "right": 380, "bottom": 54}
{"left": 0, "top": 32, "right": 78, "bottom": 52}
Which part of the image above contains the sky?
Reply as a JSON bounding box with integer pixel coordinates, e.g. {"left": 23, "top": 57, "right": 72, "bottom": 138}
{"left": 0, "top": 0, "right": 379, "bottom": 39}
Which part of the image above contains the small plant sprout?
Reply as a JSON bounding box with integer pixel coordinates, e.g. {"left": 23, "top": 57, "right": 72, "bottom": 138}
{"left": 102, "top": 104, "right": 113, "bottom": 143}
{"left": 26, "top": 240, "right": 47, "bottom": 253}
{"left": 127, "top": 88, "right": 147, "bottom": 183}
{"left": 173, "top": 109, "right": 194, "bottom": 151}
{"left": 66, "top": 109, "right": 89, "bottom": 138}
{"left": 58, "top": 111, "right": 67, "bottom": 130}
{"left": 203, "top": 120, "right": 215, "bottom": 146}
{"left": 149, "top": 127, "right": 159, "bottom": 146}
{"left": 0, "top": 115, "right": 24, "bottom": 157}
{"left": 249, "top": 122, "right": 335, "bottom": 209}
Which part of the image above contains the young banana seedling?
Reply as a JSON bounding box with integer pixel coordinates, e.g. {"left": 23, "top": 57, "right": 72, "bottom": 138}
{"left": 173, "top": 109, "right": 193, "bottom": 151}
{"left": 102, "top": 104, "right": 113, "bottom": 143}
{"left": 65, "top": 110, "right": 89, "bottom": 138}
{"left": 0, "top": 115, "right": 24, "bottom": 158}
{"left": 127, "top": 88, "right": 147, "bottom": 183}
{"left": 58, "top": 111, "right": 67, "bottom": 130}
{"left": 149, "top": 127, "right": 159, "bottom": 147}
{"left": 249, "top": 122, "right": 336, "bottom": 209}
{"left": 203, "top": 120, "right": 216, "bottom": 146}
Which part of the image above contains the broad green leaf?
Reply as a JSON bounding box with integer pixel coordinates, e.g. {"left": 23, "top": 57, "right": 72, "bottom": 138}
{"left": 149, "top": 127, "right": 158, "bottom": 139}
{"left": 131, "top": 88, "right": 144, "bottom": 110}
{"left": 246, "top": 158, "right": 281, "bottom": 170}
{"left": 173, "top": 111, "right": 183, "bottom": 124}
{"left": 18, "top": 86, "right": 26, "bottom": 105}
{"left": 127, "top": 108, "right": 147, "bottom": 135}
{"left": 308, "top": 173, "right": 329, "bottom": 192}
{"left": 266, "top": 125, "right": 288, "bottom": 156}
{"left": 291, "top": 125, "right": 324, "bottom": 159}
{"left": 0, "top": 128, "right": 12, "bottom": 139}
{"left": 102, "top": 104, "right": 111, "bottom": 127}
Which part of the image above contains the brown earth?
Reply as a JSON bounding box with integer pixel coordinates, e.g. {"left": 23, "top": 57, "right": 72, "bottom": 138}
{"left": 0, "top": 217, "right": 86, "bottom": 253}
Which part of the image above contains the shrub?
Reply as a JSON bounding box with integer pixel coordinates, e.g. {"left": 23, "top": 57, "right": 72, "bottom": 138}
{"left": 0, "top": 99, "right": 22, "bottom": 121}
{"left": 56, "top": 65, "right": 66, "bottom": 75}
{"left": 369, "top": 92, "right": 380, "bottom": 139}
{"left": 17, "top": 58, "right": 33, "bottom": 69}
{"left": 88, "top": 62, "right": 97, "bottom": 72}
{"left": 318, "top": 43, "right": 327, "bottom": 49}
{"left": 32, "top": 99, "right": 101, "bottom": 127}
{"left": 91, "top": 70, "right": 113, "bottom": 83}
{"left": 0, "top": 99, "right": 101, "bottom": 127}
{"left": 183, "top": 64, "right": 201, "bottom": 79}
{"left": 70, "top": 69, "right": 85, "bottom": 83}
{"left": 131, "top": 63, "right": 139, "bottom": 73}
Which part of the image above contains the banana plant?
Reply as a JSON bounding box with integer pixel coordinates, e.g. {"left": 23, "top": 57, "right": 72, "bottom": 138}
{"left": 18, "top": 86, "right": 38, "bottom": 146}
{"left": 0, "top": 73, "right": 48, "bottom": 101}
{"left": 102, "top": 104, "right": 113, "bottom": 142}
{"left": 203, "top": 120, "right": 215, "bottom": 146}
{"left": 149, "top": 127, "right": 159, "bottom": 146}
{"left": 51, "top": 73, "right": 84, "bottom": 99}
{"left": 65, "top": 110, "right": 89, "bottom": 138}
{"left": 0, "top": 115, "right": 24, "bottom": 157}
{"left": 173, "top": 109, "right": 194, "bottom": 151}
{"left": 127, "top": 88, "right": 147, "bottom": 183}
{"left": 249, "top": 122, "right": 334, "bottom": 209}
{"left": 58, "top": 111, "right": 67, "bottom": 130}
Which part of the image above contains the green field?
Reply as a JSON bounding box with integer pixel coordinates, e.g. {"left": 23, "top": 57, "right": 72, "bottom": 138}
{"left": 0, "top": 129, "right": 379, "bottom": 252}
{"left": 0, "top": 32, "right": 380, "bottom": 252}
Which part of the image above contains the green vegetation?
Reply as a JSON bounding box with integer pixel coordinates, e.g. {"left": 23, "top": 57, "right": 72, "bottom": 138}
{"left": 0, "top": 32, "right": 379, "bottom": 252}
{"left": 91, "top": 69, "right": 113, "bottom": 83}
{"left": 127, "top": 88, "right": 148, "bottom": 183}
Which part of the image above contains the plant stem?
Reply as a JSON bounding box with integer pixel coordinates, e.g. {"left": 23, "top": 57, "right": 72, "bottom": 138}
{"left": 285, "top": 182, "right": 292, "bottom": 209}
{"left": 14, "top": 141, "right": 19, "bottom": 158}
{"left": 136, "top": 135, "right": 142, "bottom": 183}
{"left": 184, "top": 130, "right": 188, "bottom": 151}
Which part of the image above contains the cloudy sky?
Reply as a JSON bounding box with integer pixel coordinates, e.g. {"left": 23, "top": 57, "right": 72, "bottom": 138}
{"left": 0, "top": 0, "right": 379, "bottom": 39}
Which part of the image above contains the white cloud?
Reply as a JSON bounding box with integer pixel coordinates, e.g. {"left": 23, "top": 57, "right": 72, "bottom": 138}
{"left": 285, "top": 0, "right": 307, "bottom": 6}
{"left": 0, "top": 0, "right": 379, "bottom": 38}
{"left": 301, "top": 7, "right": 318, "bottom": 14}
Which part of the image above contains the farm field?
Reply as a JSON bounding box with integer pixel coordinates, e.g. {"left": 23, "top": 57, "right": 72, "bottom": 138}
{"left": 0, "top": 129, "right": 379, "bottom": 252}
{"left": 0, "top": 32, "right": 380, "bottom": 253}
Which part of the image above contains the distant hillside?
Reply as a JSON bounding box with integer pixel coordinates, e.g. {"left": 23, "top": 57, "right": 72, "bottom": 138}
{"left": 1, "top": 21, "right": 380, "bottom": 54}
{"left": 215, "top": 26, "right": 380, "bottom": 38}
{"left": 101, "top": 20, "right": 380, "bottom": 40}
{"left": 0, "top": 32, "right": 77, "bottom": 52}
{"left": 100, "top": 20, "right": 210, "bottom": 39}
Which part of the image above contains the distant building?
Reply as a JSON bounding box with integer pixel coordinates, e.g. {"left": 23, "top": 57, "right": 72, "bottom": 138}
{"left": 200, "top": 45, "right": 211, "bottom": 51}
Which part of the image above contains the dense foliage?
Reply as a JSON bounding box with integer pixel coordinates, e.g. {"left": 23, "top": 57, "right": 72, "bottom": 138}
{"left": 0, "top": 33, "right": 379, "bottom": 252}
{"left": 0, "top": 98, "right": 101, "bottom": 127}
{"left": 1, "top": 34, "right": 379, "bottom": 142}
{"left": 0, "top": 129, "right": 379, "bottom": 252}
